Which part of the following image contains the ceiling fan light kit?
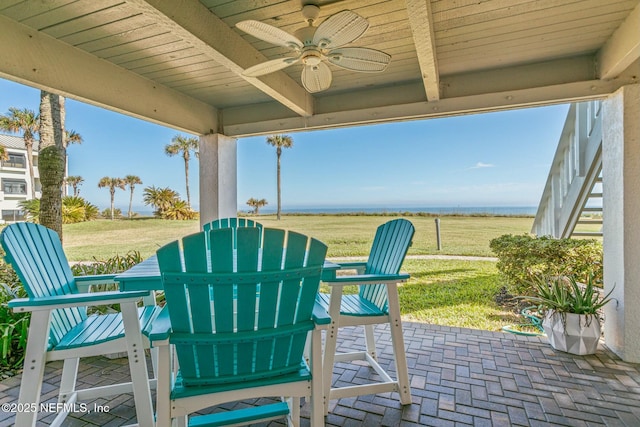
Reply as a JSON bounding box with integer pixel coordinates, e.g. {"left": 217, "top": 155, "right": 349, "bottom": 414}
{"left": 236, "top": 4, "right": 391, "bottom": 93}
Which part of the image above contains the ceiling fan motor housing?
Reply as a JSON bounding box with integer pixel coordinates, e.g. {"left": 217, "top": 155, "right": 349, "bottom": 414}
{"left": 301, "top": 4, "right": 320, "bottom": 23}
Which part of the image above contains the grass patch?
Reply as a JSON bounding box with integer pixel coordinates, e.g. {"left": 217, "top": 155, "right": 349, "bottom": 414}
{"left": 398, "top": 259, "right": 518, "bottom": 331}
{"left": 63, "top": 218, "right": 200, "bottom": 261}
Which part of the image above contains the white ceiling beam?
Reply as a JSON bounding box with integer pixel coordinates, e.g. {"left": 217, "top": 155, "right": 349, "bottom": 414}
{"left": 223, "top": 60, "right": 637, "bottom": 137}
{"left": 128, "top": 0, "right": 313, "bottom": 117}
{"left": 0, "top": 14, "right": 217, "bottom": 135}
{"left": 597, "top": 2, "right": 640, "bottom": 79}
{"left": 405, "top": 0, "right": 440, "bottom": 101}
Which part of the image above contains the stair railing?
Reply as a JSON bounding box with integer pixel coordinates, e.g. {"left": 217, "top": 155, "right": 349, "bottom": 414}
{"left": 531, "top": 101, "right": 603, "bottom": 238}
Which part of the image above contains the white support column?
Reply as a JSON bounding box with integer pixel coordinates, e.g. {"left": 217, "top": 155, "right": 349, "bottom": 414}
{"left": 198, "top": 133, "right": 237, "bottom": 228}
{"left": 602, "top": 84, "right": 640, "bottom": 362}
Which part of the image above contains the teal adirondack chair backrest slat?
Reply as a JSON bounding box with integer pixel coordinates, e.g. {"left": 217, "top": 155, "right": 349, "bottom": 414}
{"left": 360, "top": 219, "right": 415, "bottom": 312}
{"left": 157, "top": 227, "right": 327, "bottom": 387}
{"left": 0, "top": 222, "right": 86, "bottom": 347}
{"left": 202, "top": 218, "right": 263, "bottom": 248}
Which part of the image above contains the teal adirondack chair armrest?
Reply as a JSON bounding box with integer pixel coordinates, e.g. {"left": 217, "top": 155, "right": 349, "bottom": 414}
{"left": 312, "top": 301, "right": 331, "bottom": 326}
{"left": 8, "top": 290, "right": 151, "bottom": 313}
{"left": 323, "top": 272, "right": 410, "bottom": 286}
{"left": 147, "top": 306, "right": 172, "bottom": 343}
{"left": 74, "top": 274, "right": 118, "bottom": 292}
{"left": 334, "top": 261, "right": 368, "bottom": 274}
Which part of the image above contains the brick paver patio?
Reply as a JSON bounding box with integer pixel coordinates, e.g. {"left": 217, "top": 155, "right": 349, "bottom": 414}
{"left": 2, "top": 322, "right": 639, "bottom": 426}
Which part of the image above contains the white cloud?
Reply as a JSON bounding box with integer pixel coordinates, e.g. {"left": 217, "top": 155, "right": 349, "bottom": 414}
{"left": 471, "top": 162, "right": 495, "bottom": 169}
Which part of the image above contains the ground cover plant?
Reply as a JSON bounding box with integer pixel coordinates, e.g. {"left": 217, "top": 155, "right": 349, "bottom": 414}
{"left": 0, "top": 261, "right": 28, "bottom": 375}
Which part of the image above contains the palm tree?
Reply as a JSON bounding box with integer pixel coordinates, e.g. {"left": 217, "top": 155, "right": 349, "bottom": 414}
{"left": 98, "top": 176, "right": 125, "bottom": 220}
{"left": 65, "top": 129, "right": 83, "bottom": 147}
{"left": 38, "top": 91, "right": 66, "bottom": 239}
{"left": 65, "top": 175, "right": 84, "bottom": 196}
{"left": 142, "top": 185, "right": 180, "bottom": 217}
{"left": 63, "top": 129, "right": 83, "bottom": 195}
{"left": 163, "top": 199, "right": 198, "bottom": 220}
{"left": 266, "top": 134, "right": 293, "bottom": 220}
{"left": 165, "top": 135, "right": 198, "bottom": 207}
{"left": 0, "top": 145, "right": 8, "bottom": 162}
{"left": 123, "top": 175, "right": 142, "bottom": 219}
{"left": 0, "top": 107, "right": 38, "bottom": 198}
{"left": 246, "top": 197, "right": 268, "bottom": 214}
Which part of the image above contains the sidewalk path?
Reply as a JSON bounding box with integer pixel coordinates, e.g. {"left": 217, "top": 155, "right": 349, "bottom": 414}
{"left": 330, "top": 254, "right": 498, "bottom": 262}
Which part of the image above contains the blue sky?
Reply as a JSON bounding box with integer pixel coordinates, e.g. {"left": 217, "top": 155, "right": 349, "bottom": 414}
{"left": 0, "top": 77, "right": 568, "bottom": 213}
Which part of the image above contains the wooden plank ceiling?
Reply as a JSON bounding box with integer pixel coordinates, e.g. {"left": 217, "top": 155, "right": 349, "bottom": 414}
{"left": 0, "top": 0, "right": 638, "bottom": 136}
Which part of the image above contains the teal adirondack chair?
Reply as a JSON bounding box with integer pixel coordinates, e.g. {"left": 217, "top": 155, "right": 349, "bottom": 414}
{"left": 317, "top": 218, "right": 415, "bottom": 408}
{"left": 203, "top": 217, "right": 263, "bottom": 247}
{"left": 152, "top": 227, "right": 328, "bottom": 426}
{"left": 1, "top": 222, "right": 160, "bottom": 427}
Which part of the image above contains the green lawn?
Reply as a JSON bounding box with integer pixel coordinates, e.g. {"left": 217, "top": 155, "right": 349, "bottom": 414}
{"left": 61, "top": 214, "right": 532, "bottom": 331}
{"left": 62, "top": 214, "right": 533, "bottom": 261}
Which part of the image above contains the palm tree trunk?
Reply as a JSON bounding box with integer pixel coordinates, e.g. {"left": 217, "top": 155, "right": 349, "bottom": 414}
{"left": 184, "top": 157, "right": 191, "bottom": 208}
{"left": 276, "top": 149, "right": 282, "bottom": 220}
{"left": 110, "top": 188, "right": 115, "bottom": 220}
{"left": 128, "top": 188, "right": 134, "bottom": 219}
{"left": 25, "top": 136, "right": 36, "bottom": 199}
{"left": 38, "top": 92, "right": 65, "bottom": 240}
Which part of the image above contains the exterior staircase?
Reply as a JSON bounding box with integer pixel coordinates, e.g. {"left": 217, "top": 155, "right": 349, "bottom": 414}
{"left": 531, "top": 101, "right": 603, "bottom": 238}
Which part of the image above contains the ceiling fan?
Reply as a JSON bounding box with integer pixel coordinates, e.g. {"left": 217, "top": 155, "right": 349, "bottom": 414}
{"left": 236, "top": 4, "right": 391, "bottom": 93}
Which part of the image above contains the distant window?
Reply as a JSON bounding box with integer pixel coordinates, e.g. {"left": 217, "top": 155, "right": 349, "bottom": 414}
{"left": 2, "top": 179, "right": 27, "bottom": 195}
{"left": 3, "top": 153, "right": 26, "bottom": 168}
{"left": 1, "top": 210, "right": 24, "bottom": 222}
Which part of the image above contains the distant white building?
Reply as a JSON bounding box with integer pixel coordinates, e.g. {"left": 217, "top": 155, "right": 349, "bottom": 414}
{"left": 0, "top": 133, "right": 40, "bottom": 223}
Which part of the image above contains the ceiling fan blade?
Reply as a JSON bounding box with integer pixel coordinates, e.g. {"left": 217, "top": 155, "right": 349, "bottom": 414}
{"left": 301, "top": 62, "right": 332, "bottom": 93}
{"left": 242, "top": 57, "right": 300, "bottom": 77}
{"left": 327, "top": 47, "right": 391, "bottom": 72}
{"left": 313, "top": 10, "right": 369, "bottom": 49}
{"left": 236, "top": 20, "right": 303, "bottom": 49}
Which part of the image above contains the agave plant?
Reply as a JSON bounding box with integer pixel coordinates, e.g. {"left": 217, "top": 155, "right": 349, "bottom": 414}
{"left": 525, "top": 275, "right": 614, "bottom": 315}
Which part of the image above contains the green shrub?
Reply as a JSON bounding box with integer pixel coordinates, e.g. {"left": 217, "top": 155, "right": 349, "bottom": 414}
{"left": 63, "top": 196, "right": 99, "bottom": 223}
{"left": 71, "top": 251, "right": 144, "bottom": 277}
{"left": 101, "top": 207, "right": 122, "bottom": 219}
{"left": 19, "top": 197, "right": 99, "bottom": 224}
{"left": 489, "top": 234, "right": 603, "bottom": 292}
{"left": 0, "top": 259, "right": 29, "bottom": 372}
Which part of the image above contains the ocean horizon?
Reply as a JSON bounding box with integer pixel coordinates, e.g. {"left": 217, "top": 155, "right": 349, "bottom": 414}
{"left": 129, "top": 206, "right": 537, "bottom": 217}
{"left": 259, "top": 206, "right": 538, "bottom": 216}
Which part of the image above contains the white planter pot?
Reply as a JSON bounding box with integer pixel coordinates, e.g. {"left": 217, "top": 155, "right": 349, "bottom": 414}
{"left": 542, "top": 311, "right": 601, "bottom": 355}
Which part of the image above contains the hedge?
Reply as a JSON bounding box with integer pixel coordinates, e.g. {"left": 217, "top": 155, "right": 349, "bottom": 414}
{"left": 489, "top": 234, "right": 603, "bottom": 292}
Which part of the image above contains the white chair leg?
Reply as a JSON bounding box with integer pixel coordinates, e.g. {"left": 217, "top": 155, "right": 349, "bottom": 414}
{"left": 322, "top": 288, "right": 343, "bottom": 412}
{"left": 310, "top": 328, "right": 324, "bottom": 427}
{"left": 58, "top": 358, "right": 79, "bottom": 404}
{"left": 155, "top": 343, "right": 172, "bottom": 427}
{"left": 290, "top": 396, "right": 300, "bottom": 427}
{"left": 121, "top": 301, "right": 154, "bottom": 427}
{"left": 386, "top": 283, "right": 412, "bottom": 405}
{"left": 364, "top": 324, "right": 378, "bottom": 361}
{"left": 15, "top": 310, "right": 51, "bottom": 427}
{"left": 176, "top": 415, "right": 187, "bottom": 427}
